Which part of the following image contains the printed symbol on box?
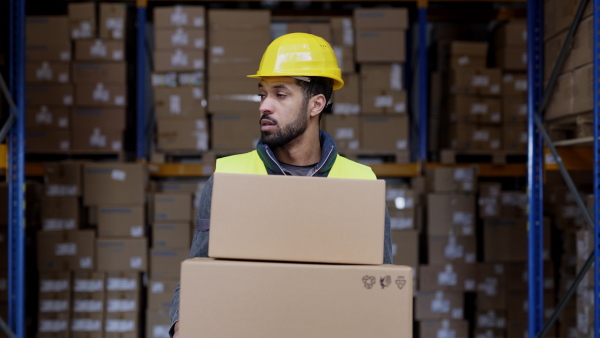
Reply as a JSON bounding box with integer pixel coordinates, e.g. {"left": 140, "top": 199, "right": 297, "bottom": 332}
{"left": 193, "top": 59, "right": 204, "bottom": 69}
{"left": 171, "top": 6, "right": 188, "bottom": 26}
{"left": 90, "top": 129, "right": 107, "bottom": 147}
{"left": 431, "top": 292, "right": 450, "bottom": 313}
{"left": 194, "top": 38, "right": 205, "bottom": 49}
{"left": 172, "top": 28, "right": 189, "bottom": 46}
{"left": 362, "top": 275, "right": 376, "bottom": 289}
{"left": 111, "top": 169, "right": 126, "bottom": 181}
{"left": 457, "top": 56, "right": 470, "bottom": 65}
{"left": 379, "top": 275, "right": 391, "bottom": 289}
{"left": 451, "top": 308, "right": 463, "bottom": 319}
{"left": 37, "top": 62, "right": 52, "bottom": 80}
{"left": 395, "top": 276, "right": 406, "bottom": 290}
{"left": 63, "top": 95, "right": 73, "bottom": 106}
{"left": 438, "top": 265, "right": 457, "bottom": 286}
{"left": 91, "top": 40, "right": 107, "bottom": 57}
{"left": 472, "top": 75, "right": 489, "bottom": 87}
{"left": 130, "top": 257, "right": 142, "bottom": 269}
{"left": 79, "top": 257, "right": 92, "bottom": 269}
{"left": 36, "top": 106, "right": 52, "bottom": 124}
{"left": 171, "top": 49, "right": 189, "bottom": 67}
{"left": 151, "top": 282, "right": 165, "bottom": 294}
{"left": 60, "top": 51, "right": 70, "bottom": 61}
{"left": 444, "top": 237, "right": 463, "bottom": 259}
{"left": 113, "top": 50, "right": 123, "bottom": 61}
{"left": 58, "top": 117, "right": 68, "bottom": 128}
{"left": 93, "top": 83, "right": 110, "bottom": 102}
{"left": 130, "top": 226, "right": 143, "bottom": 238}
{"left": 193, "top": 17, "right": 204, "bottom": 27}
{"left": 115, "top": 95, "right": 125, "bottom": 106}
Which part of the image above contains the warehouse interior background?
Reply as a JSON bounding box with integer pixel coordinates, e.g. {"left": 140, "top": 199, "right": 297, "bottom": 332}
{"left": 0, "top": 0, "right": 597, "bottom": 337}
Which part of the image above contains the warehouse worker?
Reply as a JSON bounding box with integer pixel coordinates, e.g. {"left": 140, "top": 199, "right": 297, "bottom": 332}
{"left": 169, "top": 33, "right": 393, "bottom": 337}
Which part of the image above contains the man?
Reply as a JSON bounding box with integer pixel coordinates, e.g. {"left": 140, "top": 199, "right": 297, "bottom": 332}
{"left": 169, "top": 32, "right": 393, "bottom": 337}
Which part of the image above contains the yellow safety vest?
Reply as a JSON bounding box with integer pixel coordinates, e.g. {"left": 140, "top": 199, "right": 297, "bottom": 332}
{"left": 215, "top": 150, "right": 376, "bottom": 180}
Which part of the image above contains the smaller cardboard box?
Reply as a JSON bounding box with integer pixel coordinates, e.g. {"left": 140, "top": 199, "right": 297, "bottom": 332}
{"left": 40, "top": 196, "right": 80, "bottom": 231}
{"left": 360, "top": 115, "right": 409, "bottom": 153}
{"left": 449, "top": 41, "right": 488, "bottom": 69}
{"left": 154, "top": 86, "right": 205, "bottom": 118}
{"left": 74, "top": 83, "right": 127, "bottom": 107}
{"left": 355, "top": 30, "right": 406, "bottom": 63}
{"left": 419, "top": 263, "right": 476, "bottom": 292}
{"left": 154, "top": 6, "right": 205, "bottom": 29}
{"left": 483, "top": 219, "right": 527, "bottom": 262}
{"left": 25, "top": 106, "right": 70, "bottom": 131}
{"left": 26, "top": 62, "right": 70, "bottom": 84}
{"left": 72, "top": 62, "right": 126, "bottom": 84}
{"left": 211, "top": 113, "right": 260, "bottom": 151}
{"left": 353, "top": 8, "right": 408, "bottom": 30}
{"left": 154, "top": 49, "right": 205, "bottom": 73}
{"left": 154, "top": 193, "right": 192, "bottom": 222}
{"left": 25, "top": 85, "right": 73, "bottom": 107}
{"left": 37, "top": 230, "right": 96, "bottom": 271}
{"left": 427, "top": 193, "right": 476, "bottom": 237}
{"left": 155, "top": 27, "right": 206, "bottom": 50}
{"left": 323, "top": 114, "right": 360, "bottom": 152}
{"left": 419, "top": 320, "right": 469, "bottom": 338}
{"left": 83, "top": 163, "right": 147, "bottom": 206}
{"left": 75, "top": 39, "right": 125, "bottom": 62}
{"left": 156, "top": 117, "right": 209, "bottom": 152}
{"left": 415, "top": 291, "right": 464, "bottom": 320}
{"left": 450, "top": 96, "right": 501, "bottom": 124}
{"left": 451, "top": 68, "right": 502, "bottom": 96}
{"left": 502, "top": 96, "right": 527, "bottom": 123}
{"left": 96, "top": 238, "right": 148, "bottom": 272}
{"left": 97, "top": 205, "right": 145, "bottom": 238}
{"left": 99, "top": 3, "right": 126, "bottom": 39}
{"left": 25, "top": 130, "right": 70, "bottom": 153}
{"left": 428, "top": 236, "right": 477, "bottom": 265}
{"left": 146, "top": 308, "right": 172, "bottom": 338}
{"left": 71, "top": 130, "right": 123, "bottom": 153}
{"left": 503, "top": 123, "right": 527, "bottom": 152}
{"left": 44, "top": 162, "right": 82, "bottom": 197}
{"left": 71, "top": 108, "right": 126, "bottom": 133}
{"left": 427, "top": 167, "right": 477, "bottom": 193}
{"left": 68, "top": 2, "right": 96, "bottom": 39}
{"left": 390, "top": 229, "right": 418, "bottom": 269}
{"left": 153, "top": 222, "right": 191, "bottom": 249}
{"left": 180, "top": 258, "right": 413, "bottom": 338}
{"left": 147, "top": 279, "right": 179, "bottom": 310}
{"left": 209, "top": 173, "right": 385, "bottom": 265}
{"left": 150, "top": 249, "right": 189, "bottom": 279}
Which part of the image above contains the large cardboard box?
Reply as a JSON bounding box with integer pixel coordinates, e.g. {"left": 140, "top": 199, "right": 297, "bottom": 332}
{"left": 83, "top": 163, "right": 147, "bottom": 206}
{"left": 72, "top": 62, "right": 126, "bottom": 83}
{"left": 153, "top": 86, "right": 205, "bottom": 118}
{"left": 37, "top": 230, "right": 96, "bottom": 271}
{"left": 355, "top": 30, "right": 406, "bottom": 63}
{"left": 427, "top": 193, "right": 476, "bottom": 236}
{"left": 495, "top": 20, "right": 527, "bottom": 47}
{"left": 156, "top": 117, "right": 209, "bottom": 151}
{"left": 360, "top": 63, "right": 405, "bottom": 114}
{"left": 154, "top": 6, "right": 206, "bottom": 29}
{"left": 448, "top": 123, "right": 502, "bottom": 151}
{"left": 180, "top": 258, "right": 413, "bottom": 337}
{"left": 390, "top": 229, "right": 418, "bottom": 269}
{"left": 71, "top": 130, "right": 123, "bottom": 153}
{"left": 26, "top": 85, "right": 73, "bottom": 106}
{"left": 154, "top": 193, "right": 192, "bottom": 222}
{"left": 154, "top": 27, "right": 206, "bottom": 50}
{"left": 503, "top": 123, "right": 528, "bottom": 151}
{"left": 419, "top": 263, "right": 476, "bottom": 292}
{"left": 323, "top": 114, "right": 360, "bottom": 152}
{"left": 207, "top": 77, "right": 260, "bottom": 113}
{"left": 354, "top": 8, "right": 408, "bottom": 30}
{"left": 75, "top": 39, "right": 125, "bottom": 62}
{"left": 71, "top": 108, "right": 126, "bottom": 133}
{"left": 450, "top": 41, "right": 488, "bottom": 69}
{"left": 332, "top": 73, "right": 360, "bottom": 115}
{"left": 99, "top": 3, "right": 127, "bottom": 39}
{"left": 496, "top": 45, "right": 527, "bottom": 71}
{"left": 361, "top": 115, "right": 409, "bottom": 152}
{"left": 427, "top": 167, "right": 476, "bottom": 193}
{"left": 40, "top": 196, "right": 80, "bottom": 231}
{"left": 209, "top": 173, "right": 385, "bottom": 265}
{"left": 44, "top": 162, "right": 82, "bottom": 197}
{"left": 150, "top": 248, "right": 188, "bottom": 279}
{"left": 545, "top": 71, "right": 573, "bottom": 120}
{"left": 544, "top": 16, "right": 592, "bottom": 79}
{"left": 68, "top": 2, "right": 96, "bottom": 39}
{"left": 502, "top": 96, "right": 527, "bottom": 123}
{"left": 428, "top": 236, "right": 477, "bottom": 265}
{"left": 26, "top": 16, "right": 70, "bottom": 47}
{"left": 211, "top": 113, "right": 260, "bottom": 150}
{"left": 153, "top": 49, "right": 205, "bottom": 73}
{"left": 97, "top": 205, "right": 145, "bottom": 238}
{"left": 96, "top": 238, "right": 148, "bottom": 272}
{"left": 450, "top": 68, "right": 502, "bottom": 96}
{"left": 415, "top": 291, "right": 464, "bottom": 320}
{"left": 25, "top": 106, "right": 70, "bottom": 131}
{"left": 147, "top": 279, "right": 179, "bottom": 310}
{"left": 74, "top": 83, "right": 126, "bottom": 107}
{"left": 572, "top": 62, "right": 593, "bottom": 114}
{"left": 484, "top": 219, "right": 527, "bottom": 262}
{"left": 419, "top": 320, "right": 469, "bottom": 338}
{"left": 26, "top": 62, "right": 70, "bottom": 84}
{"left": 146, "top": 308, "right": 171, "bottom": 338}
{"left": 450, "top": 96, "right": 501, "bottom": 124}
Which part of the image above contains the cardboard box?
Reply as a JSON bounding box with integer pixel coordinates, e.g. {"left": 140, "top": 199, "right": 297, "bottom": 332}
{"left": 428, "top": 236, "right": 477, "bottom": 265}
{"left": 209, "top": 173, "right": 385, "bottom": 264}
{"left": 71, "top": 108, "right": 126, "bottom": 133}
{"left": 75, "top": 39, "right": 125, "bottom": 61}
{"left": 154, "top": 49, "right": 205, "bottom": 73}
{"left": 419, "top": 320, "right": 469, "bottom": 338}
{"left": 451, "top": 96, "right": 501, "bottom": 124}
{"left": 71, "top": 130, "right": 123, "bottom": 153}
{"left": 450, "top": 41, "right": 488, "bottom": 69}
{"left": 427, "top": 167, "right": 476, "bottom": 193}
{"left": 74, "top": 83, "right": 126, "bottom": 107}
{"left": 544, "top": 0, "right": 592, "bottom": 40}
{"left": 503, "top": 123, "right": 528, "bottom": 151}
{"left": 83, "top": 163, "right": 147, "bottom": 206}
{"left": 37, "top": 230, "right": 95, "bottom": 271}
{"left": 154, "top": 86, "right": 205, "bottom": 118}
{"left": 38, "top": 272, "right": 72, "bottom": 320}
{"left": 72, "top": 271, "right": 105, "bottom": 336}
{"left": 324, "top": 114, "right": 360, "bottom": 152}
{"left": 104, "top": 312, "right": 140, "bottom": 337}
{"left": 155, "top": 27, "right": 206, "bottom": 50}
{"left": 146, "top": 308, "right": 171, "bottom": 338}
{"left": 26, "top": 16, "right": 70, "bottom": 46}
{"left": 415, "top": 291, "right": 464, "bottom": 320}
{"left": 156, "top": 117, "right": 209, "bottom": 151}
{"left": 208, "top": 30, "right": 269, "bottom": 78}
{"left": 44, "top": 162, "right": 82, "bottom": 197}
{"left": 390, "top": 229, "right": 418, "bottom": 268}
{"left": 451, "top": 68, "right": 502, "bottom": 96}
{"left": 502, "top": 96, "right": 527, "bottom": 123}
{"left": 419, "top": 263, "right": 476, "bottom": 291}
{"left": 354, "top": 8, "right": 409, "bottom": 30}
{"left": 361, "top": 115, "right": 409, "bottom": 152}
{"left": 154, "top": 193, "right": 192, "bottom": 222}
{"left": 332, "top": 73, "right": 360, "bottom": 115}
{"left": 483, "top": 219, "right": 527, "bottom": 262}
{"left": 545, "top": 71, "right": 573, "bottom": 120}
{"left": 207, "top": 77, "right": 264, "bottom": 113}
{"left": 100, "top": 3, "right": 126, "bottom": 39}
{"left": 476, "top": 263, "right": 508, "bottom": 310}
{"left": 211, "top": 113, "right": 260, "bottom": 150}
{"left": 25, "top": 130, "right": 70, "bottom": 153}
{"left": 355, "top": 30, "right": 406, "bottom": 63}
{"left": 449, "top": 123, "right": 502, "bottom": 151}
{"left": 361, "top": 89, "right": 406, "bottom": 115}
{"left": 572, "top": 62, "right": 593, "bottom": 114}
{"left": 96, "top": 238, "right": 148, "bottom": 272}
{"left": 26, "top": 85, "right": 73, "bottom": 106}
{"left": 496, "top": 45, "right": 527, "bottom": 71}
{"left": 154, "top": 6, "right": 206, "bottom": 29}
{"left": 360, "top": 63, "right": 405, "bottom": 112}
{"left": 97, "top": 205, "right": 145, "bottom": 238}
{"left": 209, "top": 9, "right": 269, "bottom": 30}
{"left": 427, "top": 193, "right": 476, "bottom": 236}
{"left": 41, "top": 196, "right": 80, "bottom": 231}
{"left": 38, "top": 312, "right": 70, "bottom": 336}
{"left": 180, "top": 258, "right": 413, "bottom": 337}
{"left": 272, "top": 22, "right": 332, "bottom": 46}
{"left": 71, "top": 312, "right": 104, "bottom": 337}
{"left": 333, "top": 44, "right": 355, "bottom": 75}
{"left": 72, "top": 62, "right": 126, "bottom": 83}
{"left": 26, "top": 62, "right": 70, "bottom": 84}
{"left": 495, "top": 20, "right": 527, "bottom": 47}
{"left": 544, "top": 16, "right": 592, "bottom": 79}
{"left": 25, "top": 106, "right": 70, "bottom": 130}
{"left": 388, "top": 202, "right": 417, "bottom": 230}
{"left": 331, "top": 17, "right": 354, "bottom": 46}
{"left": 147, "top": 279, "right": 179, "bottom": 310}
{"left": 26, "top": 44, "right": 71, "bottom": 62}
{"left": 150, "top": 248, "right": 188, "bottom": 279}
{"left": 68, "top": 2, "right": 96, "bottom": 39}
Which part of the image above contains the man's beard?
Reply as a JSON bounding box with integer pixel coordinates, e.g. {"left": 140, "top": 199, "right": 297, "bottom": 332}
{"left": 260, "top": 99, "right": 309, "bottom": 149}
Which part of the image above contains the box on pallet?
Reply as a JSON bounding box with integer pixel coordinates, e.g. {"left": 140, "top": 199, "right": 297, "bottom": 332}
{"left": 331, "top": 73, "right": 360, "bottom": 115}
{"left": 419, "top": 263, "right": 476, "bottom": 292}
{"left": 428, "top": 236, "right": 477, "bottom": 265}
{"left": 148, "top": 279, "right": 179, "bottom": 310}
{"left": 44, "top": 162, "right": 82, "bottom": 197}
{"left": 155, "top": 27, "right": 206, "bottom": 50}
{"left": 502, "top": 97, "right": 527, "bottom": 123}
{"left": 72, "top": 62, "right": 127, "bottom": 83}
{"left": 71, "top": 130, "right": 123, "bottom": 152}
{"left": 323, "top": 114, "right": 360, "bottom": 153}
{"left": 361, "top": 115, "right": 409, "bottom": 154}
{"left": 26, "top": 130, "right": 70, "bottom": 153}
{"left": 71, "top": 271, "right": 105, "bottom": 336}
{"left": 450, "top": 96, "right": 501, "bottom": 124}
{"left": 448, "top": 123, "right": 502, "bottom": 151}
{"left": 152, "top": 222, "right": 191, "bottom": 249}
{"left": 25, "top": 106, "right": 70, "bottom": 131}
{"left": 449, "top": 41, "right": 487, "bottom": 69}
{"left": 211, "top": 114, "right": 260, "bottom": 151}
{"left": 97, "top": 205, "right": 145, "bottom": 238}
{"left": 154, "top": 49, "right": 205, "bottom": 73}
{"left": 390, "top": 229, "right": 419, "bottom": 269}
{"left": 146, "top": 308, "right": 172, "bottom": 338}
{"left": 503, "top": 123, "right": 527, "bottom": 151}
{"left": 37, "top": 230, "right": 96, "bottom": 271}
{"left": 26, "top": 15, "right": 70, "bottom": 48}
{"left": 180, "top": 258, "right": 413, "bottom": 338}
{"left": 450, "top": 68, "right": 502, "bottom": 96}
{"left": 150, "top": 249, "right": 189, "bottom": 279}
{"left": 427, "top": 193, "right": 476, "bottom": 236}
{"left": 483, "top": 219, "right": 527, "bottom": 262}
{"left": 96, "top": 238, "right": 148, "bottom": 272}
{"left": 25, "top": 85, "right": 73, "bottom": 106}
{"left": 156, "top": 118, "right": 209, "bottom": 151}
{"left": 40, "top": 196, "right": 80, "bottom": 231}
{"left": 154, "top": 86, "right": 205, "bottom": 118}
{"left": 360, "top": 63, "right": 405, "bottom": 114}
{"left": 99, "top": 3, "right": 127, "bottom": 39}
{"left": 419, "top": 320, "right": 469, "bottom": 338}
{"left": 71, "top": 108, "right": 126, "bottom": 133}
{"left": 26, "top": 62, "right": 70, "bottom": 84}
{"left": 415, "top": 291, "right": 464, "bottom": 320}
{"left": 427, "top": 167, "right": 477, "bottom": 193}
{"left": 154, "top": 6, "right": 206, "bottom": 29}
{"left": 83, "top": 163, "right": 147, "bottom": 206}
{"left": 354, "top": 8, "right": 408, "bottom": 62}
{"left": 154, "top": 193, "right": 192, "bottom": 222}
{"left": 207, "top": 77, "right": 260, "bottom": 113}
{"left": 75, "top": 39, "right": 125, "bottom": 61}
{"left": 68, "top": 2, "right": 96, "bottom": 39}
{"left": 74, "top": 83, "right": 127, "bottom": 107}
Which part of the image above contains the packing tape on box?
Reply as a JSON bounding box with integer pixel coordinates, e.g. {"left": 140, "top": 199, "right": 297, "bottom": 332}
{"left": 105, "top": 319, "right": 136, "bottom": 333}
{"left": 39, "top": 320, "right": 68, "bottom": 333}
{"left": 72, "top": 319, "right": 102, "bottom": 332}
{"left": 74, "top": 300, "right": 103, "bottom": 313}
{"left": 107, "top": 299, "right": 137, "bottom": 312}
{"left": 40, "top": 300, "right": 69, "bottom": 312}
{"left": 75, "top": 279, "right": 103, "bottom": 292}
{"left": 106, "top": 277, "right": 137, "bottom": 291}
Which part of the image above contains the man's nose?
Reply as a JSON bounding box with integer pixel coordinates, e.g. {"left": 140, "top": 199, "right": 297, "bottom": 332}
{"left": 259, "top": 97, "right": 273, "bottom": 115}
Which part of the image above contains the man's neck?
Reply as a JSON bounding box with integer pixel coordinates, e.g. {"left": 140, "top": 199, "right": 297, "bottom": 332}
{"left": 272, "top": 128, "right": 321, "bottom": 166}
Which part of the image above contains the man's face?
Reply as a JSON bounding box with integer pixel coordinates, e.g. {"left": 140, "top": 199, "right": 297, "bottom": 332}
{"left": 257, "top": 77, "right": 309, "bottom": 149}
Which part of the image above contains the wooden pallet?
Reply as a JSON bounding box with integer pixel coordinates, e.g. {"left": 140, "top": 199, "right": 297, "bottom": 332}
{"left": 440, "top": 149, "right": 527, "bottom": 165}
{"left": 546, "top": 112, "right": 593, "bottom": 142}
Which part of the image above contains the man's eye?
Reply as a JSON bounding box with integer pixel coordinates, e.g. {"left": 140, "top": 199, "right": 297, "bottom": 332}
{"left": 257, "top": 94, "right": 266, "bottom": 100}
{"left": 277, "top": 93, "right": 286, "bottom": 98}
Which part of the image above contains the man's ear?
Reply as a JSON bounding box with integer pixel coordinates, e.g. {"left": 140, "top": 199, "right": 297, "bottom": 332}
{"left": 309, "top": 94, "right": 327, "bottom": 118}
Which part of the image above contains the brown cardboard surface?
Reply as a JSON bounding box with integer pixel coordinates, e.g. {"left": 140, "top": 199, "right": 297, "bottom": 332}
{"left": 154, "top": 49, "right": 205, "bottom": 73}
{"left": 419, "top": 263, "right": 476, "bottom": 292}
{"left": 75, "top": 39, "right": 125, "bottom": 62}
{"left": 71, "top": 108, "right": 126, "bottom": 133}
{"left": 388, "top": 202, "right": 417, "bottom": 230}
{"left": 74, "top": 83, "right": 127, "bottom": 107}
{"left": 146, "top": 308, "right": 171, "bottom": 338}
{"left": 208, "top": 9, "right": 269, "bottom": 30}
{"left": 355, "top": 30, "right": 406, "bottom": 63}
{"left": 361, "top": 115, "right": 409, "bottom": 152}
{"left": 495, "top": 20, "right": 527, "bottom": 47}
{"left": 361, "top": 88, "right": 407, "bottom": 114}
{"left": 211, "top": 113, "right": 260, "bottom": 150}
{"left": 26, "top": 62, "right": 70, "bottom": 84}
{"left": 41, "top": 196, "right": 80, "bottom": 231}
{"left": 427, "top": 167, "right": 477, "bottom": 193}
{"left": 155, "top": 27, "right": 206, "bottom": 50}
{"left": 44, "top": 162, "right": 82, "bottom": 197}
{"left": 180, "top": 258, "right": 412, "bottom": 338}
{"left": 427, "top": 193, "right": 476, "bottom": 236}
{"left": 104, "top": 312, "right": 140, "bottom": 337}
{"left": 207, "top": 76, "right": 260, "bottom": 113}
{"left": 331, "top": 17, "right": 354, "bottom": 47}
{"left": 26, "top": 85, "right": 73, "bottom": 107}
{"left": 451, "top": 96, "right": 501, "bottom": 124}
{"left": 419, "top": 320, "right": 469, "bottom": 338}
{"left": 209, "top": 173, "right": 385, "bottom": 265}
{"left": 68, "top": 2, "right": 96, "bottom": 39}
{"left": 71, "top": 312, "right": 104, "bottom": 336}
{"left": 332, "top": 73, "right": 360, "bottom": 114}
{"left": 415, "top": 291, "right": 464, "bottom": 320}
{"left": 153, "top": 222, "right": 191, "bottom": 249}
{"left": 332, "top": 44, "right": 355, "bottom": 74}
{"left": 502, "top": 73, "right": 527, "bottom": 97}
{"left": 96, "top": 238, "right": 148, "bottom": 272}
{"left": 154, "top": 193, "right": 192, "bottom": 222}
{"left": 154, "top": 6, "right": 206, "bottom": 28}
{"left": 97, "top": 205, "right": 145, "bottom": 238}
{"left": 545, "top": 71, "right": 573, "bottom": 120}
{"left": 71, "top": 130, "right": 123, "bottom": 152}
{"left": 25, "top": 106, "right": 70, "bottom": 130}
{"left": 483, "top": 219, "right": 527, "bottom": 262}
{"left": 544, "top": 0, "right": 592, "bottom": 40}
{"left": 503, "top": 123, "right": 528, "bottom": 151}
{"left": 449, "top": 41, "right": 488, "bottom": 69}
{"left": 496, "top": 45, "right": 527, "bottom": 71}
{"left": 38, "top": 312, "right": 70, "bottom": 336}
{"left": 391, "top": 229, "right": 418, "bottom": 269}
{"left": 147, "top": 279, "right": 179, "bottom": 310}
{"left": 360, "top": 63, "right": 404, "bottom": 92}
{"left": 25, "top": 130, "right": 70, "bottom": 153}
{"left": 154, "top": 86, "right": 205, "bottom": 118}
{"left": 208, "top": 29, "right": 269, "bottom": 76}
{"left": 501, "top": 95, "right": 528, "bottom": 122}
{"left": 428, "top": 236, "right": 477, "bottom": 265}
{"left": 545, "top": 16, "right": 592, "bottom": 79}
{"left": 449, "top": 123, "right": 502, "bottom": 151}
{"left": 83, "top": 163, "right": 147, "bottom": 206}
{"left": 72, "top": 62, "right": 126, "bottom": 83}
{"left": 353, "top": 8, "right": 409, "bottom": 30}
{"left": 26, "top": 16, "right": 70, "bottom": 46}
{"left": 37, "top": 230, "right": 96, "bottom": 271}
{"left": 150, "top": 249, "right": 188, "bottom": 279}
{"left": 572, "top": 62, "right": 593, "bottom": 114}
{"left": 26, "top": 43, "right": 72, "bottom": 62}
{"left": 156, "top": 117, "right": 209, "bottom": 151}
{"left": 450, "top": 68, "right": 502, "bottom": 96}
{"left": 323, "top": 114, "right": 360, "bottom": 152}
{"left": 99, "top": 3, "right": 126, "bottom": 39}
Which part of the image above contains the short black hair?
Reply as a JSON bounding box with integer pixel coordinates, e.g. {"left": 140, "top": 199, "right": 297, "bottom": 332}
{"left": 295, "top": 77, "right": 334, "bottom": 122}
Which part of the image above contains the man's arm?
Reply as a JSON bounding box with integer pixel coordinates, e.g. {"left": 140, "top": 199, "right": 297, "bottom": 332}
{"left": 383, "top": 206, "right": 393, "bottom": 264}
{"left": 169, "top": 175, "right": 214, "bottom": 337}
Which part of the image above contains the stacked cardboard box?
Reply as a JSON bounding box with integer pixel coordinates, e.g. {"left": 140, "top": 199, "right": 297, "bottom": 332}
{"left": 153, "top": 5, "right": 209, "bottom": 152}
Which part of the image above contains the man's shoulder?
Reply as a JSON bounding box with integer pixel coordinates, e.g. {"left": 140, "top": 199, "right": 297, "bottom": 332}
{"left": 332, "top": 155, "right": 377, "bottom": 180}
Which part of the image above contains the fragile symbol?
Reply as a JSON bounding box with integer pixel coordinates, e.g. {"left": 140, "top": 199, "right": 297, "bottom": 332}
{"left": 362, "top": 275, "right": 376, "bottom": 289}
{"left": 395, "top": 276, "right": 406, "bottom": 290}
{"left": 380, "top": 276, "right": 391, "bottom": 289}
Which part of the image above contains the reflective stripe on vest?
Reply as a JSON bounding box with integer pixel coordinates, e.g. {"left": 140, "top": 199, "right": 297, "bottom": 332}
{"left": 215, "top": 150, "right": 376, "bottom": 180}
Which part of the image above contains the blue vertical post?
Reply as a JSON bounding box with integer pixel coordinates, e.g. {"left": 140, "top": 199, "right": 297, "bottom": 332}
{"left": 8, "top": 0, "right": 25, "bottom": 335}
{"left": 417, "top": 1, "right": 428, "bottom": 162}
{"left": 593, "top": 0, "right": 600, "bottom": 336}
{"left": 527, "top": 0, "right": 544, "bottom": 336}
{"left": 136, "top": 0, "right": 147, "bottom": 160}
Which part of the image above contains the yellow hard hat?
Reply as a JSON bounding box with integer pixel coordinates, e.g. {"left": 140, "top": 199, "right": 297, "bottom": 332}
{"left": 248, "top": 33, "right": 344, "bottom": 90}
